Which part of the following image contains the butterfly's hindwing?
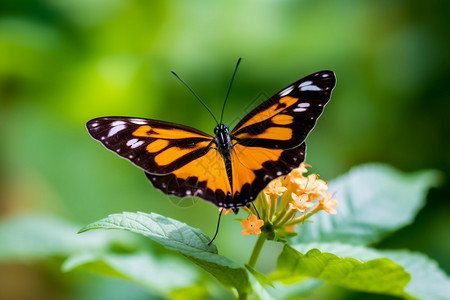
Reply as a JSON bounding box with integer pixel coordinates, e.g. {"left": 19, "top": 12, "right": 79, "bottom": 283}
{"left": 145, "top": 147, "right": 233, "bottom": 207}
{"left": 228, "top": 143, "right": 306, "bottom": 207}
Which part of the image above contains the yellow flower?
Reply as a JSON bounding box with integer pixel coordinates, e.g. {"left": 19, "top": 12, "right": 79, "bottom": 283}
{"left": 294, "top": 162, "right": 311, "bottom": 174}
{"left": 289, "top": 193, "right": 314, "bottom": 212}
{"left": 296, "top": 174, "right": 329, "bottom": 201}
{"left": 239, "top": 162, "right": 336, "bottom": 241}
{"left": 318, "top": 193, "right": 338, "bottom": 215}
{"left": 241, "top": 214, "right": 264, "bottom": 236}
{"left": 284, "top": 162, "right": 311, "bottom": 190}
{"left": 264, "top": 178, "right": 287, "bottom": 200}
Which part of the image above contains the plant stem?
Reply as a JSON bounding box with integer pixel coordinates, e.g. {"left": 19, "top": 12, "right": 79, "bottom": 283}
{"left": 247, "top": 232, "right": 267, "bottom": 269}
{"left": 273, "top": 208, "right": 296, "bottom": 227}
{"left": 285, "top": 206, "right": 321, "bottom": 226}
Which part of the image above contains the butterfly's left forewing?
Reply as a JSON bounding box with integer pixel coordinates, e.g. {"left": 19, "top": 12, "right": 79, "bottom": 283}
{"left": 87, "top": 117, "right": 233, "bottom": 206}
{"left": 87, "top": 117, "right": 214, "bottom": 175}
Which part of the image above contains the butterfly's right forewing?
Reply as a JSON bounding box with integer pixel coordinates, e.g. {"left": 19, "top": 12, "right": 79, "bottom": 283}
{"left": 231, "top": 71, "right": 336, "bottom": 149}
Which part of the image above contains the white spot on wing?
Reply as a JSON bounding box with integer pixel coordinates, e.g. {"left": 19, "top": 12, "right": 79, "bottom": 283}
{"left": 322, "top": 73, "right": 329, "bottom": 78}
{"left": 127, "top": 141, "right": 145, "bottom": 149}
{"left": 130, "top": 119, "right": 148, "bottom": 125}
{"left": 108, "top": 125, "right": 126, "bottom": 137}
{"left": 130, "top": 140, "right": 144, "bottom": 149}
{"left": 91, "top": 122, "right": 99, "bottom": 127}
{"left": 293, "top": 107, "right": 307, "bottom": 112}
{"left": 279, "top": 85, "right": 294, "bottom": 97}
{"left": 126, "top": 138, "right": 145, "bottom": 149}
{"left": 276, "top": 171, "right": 283, "bottom": 176}
{"left": 299, "top": 81, "right": 312, "bottom": 87}
{"left": 297, "top": 103, "right": 310, "bottom": 108}
{"left": 111, "top": 121, "right": 126, "bottom": 126}
{"left": 300, "top": 85, "right": 321, "bottom": 91}
{"left": 127, "top": 138, "right": 138, "bottom": 146}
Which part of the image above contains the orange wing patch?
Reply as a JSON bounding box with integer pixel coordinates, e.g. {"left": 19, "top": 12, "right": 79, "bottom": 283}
{"left": 271, "top": 114, "right": 294, "bottom": 125}
{"left": 146, "top": 139, "right": 170, "bottom": 153}
{"left": 231, "top": 144, "right": 283, "bottom": 195}
{"left": 172, "top": 148, "right": 231, "bottom": 197}
{"left": 133, "top": 126, "right": 208, "bottom": 140}
{"left": 234, "top": 96, "right": 298, "bottom": 131}
{"left": 236, "top": 127, "right": 292, "bottom": 141}
{"left": 154, "top": 141, "right": 211, "bottom": 166}
{"left": 133, "top": 125, "right": 152, "bottom": 137}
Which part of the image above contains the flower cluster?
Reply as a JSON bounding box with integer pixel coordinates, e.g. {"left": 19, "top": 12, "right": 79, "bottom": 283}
{"left": 235, "top": 163, "right": 337, "bottom": 240}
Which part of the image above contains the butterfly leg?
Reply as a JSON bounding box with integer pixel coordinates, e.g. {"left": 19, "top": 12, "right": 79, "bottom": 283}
{"left": 208, "top": 208, "right": 223, "bottom": 246}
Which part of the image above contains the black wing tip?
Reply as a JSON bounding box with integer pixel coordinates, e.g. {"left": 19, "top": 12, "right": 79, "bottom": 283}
{"left": 86, "top": 118, "right": 98, "bottom": 131}
{"left": 314, "top": 70, "right": 335, "bottom": 76}
{"left": 85, "top": 116, "right": 137, "bottom": 129}
{"left": 310, "top": 70, "right": 337, "bottom": 91}
{"left": 313, "top": 70, "right": 336, "bottom": 81}
{"left": 85, "top": 117, "right": 110, "bottom": 132}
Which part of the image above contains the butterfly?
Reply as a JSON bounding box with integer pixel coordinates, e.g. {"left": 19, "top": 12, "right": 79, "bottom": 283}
{"left": 86, "top": 67, "right": 336, "bottom": 213}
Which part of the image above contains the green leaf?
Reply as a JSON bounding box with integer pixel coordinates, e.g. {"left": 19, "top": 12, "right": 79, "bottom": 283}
{"left": 63, "top": 251, "right": 198, "bottom": 294}
{"left": 0, "top": 213, "right": 202, "bottom": 297}
{"left": 185, "top": 253, "right": 252, "bottom": 297}
{"left": 245, "top": 264, "right": 274, "bottom": 288}
{"left": 294, "top": 243, "right": 450, "bottom": 300}
{"left": 270, "top": 244, "right": 411, "bottom": 298}
{"left": 296, "top": 163, "right": 441, "bottom": 245}
{"left": 246, "top": 266, "right": 275, "bottom": 300}
{"left": 79, "top": 211, "right": 217, "bottom": 255}
{"left": 0, "top": 214, "right": 136, "bottom": 261}
{"left": 170, "top": 284, "right": 210, "bottom": 300}
{"left": 79, "top": 211, "right": 252, "bottom": 297}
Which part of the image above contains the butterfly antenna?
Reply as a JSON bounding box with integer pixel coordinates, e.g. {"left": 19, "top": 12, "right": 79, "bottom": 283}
{"left": 171, "top": 71, "right": 219, "bottom": 126}
{"left": 220, "top": 57, "right": 242, "bottom": 124}
{"left": 208, "top": 209, "right": 223, "bottom": 246}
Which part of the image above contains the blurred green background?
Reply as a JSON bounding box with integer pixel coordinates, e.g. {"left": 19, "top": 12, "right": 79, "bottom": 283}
{"left": 0, "top": 0, "right": 449, "bottom": 299}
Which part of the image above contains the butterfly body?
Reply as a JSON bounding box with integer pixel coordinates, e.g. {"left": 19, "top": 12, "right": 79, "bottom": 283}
{"left": 87, "top": 70, "right": 336, "bottom": 210}
{"left": 214, "top": 124, "right": 232, "bottom": 155}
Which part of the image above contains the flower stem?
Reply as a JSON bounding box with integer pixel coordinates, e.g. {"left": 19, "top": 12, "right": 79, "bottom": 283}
{"left": 247, "top": 232, "right": 267, "bottom": 269}
{"left": 273, "top": 208, "right": 297, "bottom": 227}
{"left": 285, "top": 206, "right": 321, "bottom": 226}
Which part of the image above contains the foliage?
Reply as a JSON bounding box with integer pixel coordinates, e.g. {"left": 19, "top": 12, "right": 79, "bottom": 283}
{"left": 28, "top": 163, "right": 444, "bottom": 299}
